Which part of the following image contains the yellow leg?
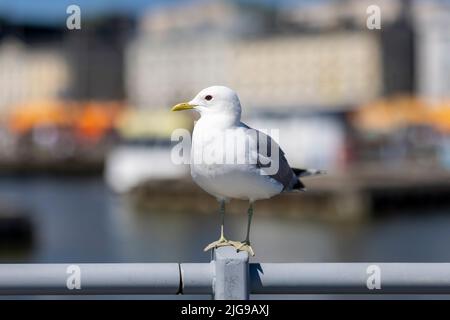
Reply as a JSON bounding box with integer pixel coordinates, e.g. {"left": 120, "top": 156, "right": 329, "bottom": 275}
{"left": 230, "top": 202, "right": 255, "bottom": 256}
{"left": 204, "top": 200, "right": 232, "bottom": 252}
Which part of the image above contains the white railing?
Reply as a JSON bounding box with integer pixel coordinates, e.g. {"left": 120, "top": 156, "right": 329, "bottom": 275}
{"left": 1, "top": 247, "right": 450, "bottom": 299}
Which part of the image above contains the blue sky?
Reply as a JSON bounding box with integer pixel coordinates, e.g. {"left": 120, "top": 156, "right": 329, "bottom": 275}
{"left": 3, "top": 0, "right": 447, "bottom": 26}
{"left": 0, "top": 0, "right": 318, "bottom": 25}
{"left": 0, "top": 0, "right": 178, "bottom": 24}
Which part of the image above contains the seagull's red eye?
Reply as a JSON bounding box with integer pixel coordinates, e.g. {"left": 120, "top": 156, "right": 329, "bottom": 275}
{"left": 205, "top": 95, "right": 213, "bottom": 101}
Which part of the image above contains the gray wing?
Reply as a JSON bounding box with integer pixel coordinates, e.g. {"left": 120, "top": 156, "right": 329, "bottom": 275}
{"left": 242, "top": 123, "right": 300, "bottom": 191}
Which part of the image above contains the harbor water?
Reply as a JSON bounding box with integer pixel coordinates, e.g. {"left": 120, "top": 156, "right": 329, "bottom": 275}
{"left": 1, "top": 176, "right": 450, "bottom": 264}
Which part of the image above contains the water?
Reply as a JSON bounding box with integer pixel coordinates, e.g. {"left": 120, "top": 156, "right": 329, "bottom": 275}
{"left": 1, "top": 176, "right": 450, "bottom": 264}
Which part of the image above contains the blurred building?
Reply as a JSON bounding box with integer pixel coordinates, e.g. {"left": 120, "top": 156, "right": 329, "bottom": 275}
{"left": 64, "top": 16, "right": 136, "bottom": 101}
{"left": 284, "top": 0, "right": 416, "bottom": 97}
{"left": 0, "top": 16, "right": 136, "bottom": 113}
{"left": 126, "top": 0, "right": 383, "bottom": 111}
{"left": 0, "top": 25, "right": 69, "bottom": 113}
{"left": 414, "top": 1, "right": 450, "bottom": 101}
{"left": 0, "top": 18, "right": 136, "bottom": 173}
{"left": 280, "top": 0, "right": 403, "bottom": 31}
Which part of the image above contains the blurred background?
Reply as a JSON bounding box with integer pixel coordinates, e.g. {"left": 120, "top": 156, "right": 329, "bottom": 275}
{"left": 1, "top": 0, "right": 450, "bottom": 298}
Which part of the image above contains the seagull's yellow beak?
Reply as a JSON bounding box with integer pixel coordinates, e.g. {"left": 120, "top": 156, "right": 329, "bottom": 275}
{"left": 171, "top": 102, "right": 196, "bottom": 112}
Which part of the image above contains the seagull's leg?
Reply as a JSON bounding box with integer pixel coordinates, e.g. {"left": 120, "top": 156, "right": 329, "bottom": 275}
{"left": 204, "top": 199, "right": 231, "bottom": 252}
{"left": 230, "top": 201, "right": 255, "bottom": 256}
{"left": 219, "top": 199, "right": 226, "bottom": 240}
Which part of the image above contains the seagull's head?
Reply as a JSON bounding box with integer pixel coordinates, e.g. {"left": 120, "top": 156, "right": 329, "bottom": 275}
{"left": 171, "top": 86, "right": 242, "bottom": 121}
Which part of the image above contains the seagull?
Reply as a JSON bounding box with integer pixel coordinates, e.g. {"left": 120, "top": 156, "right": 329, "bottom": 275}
{"left": 172, "top": 86, "right": 324, "bottom": 256}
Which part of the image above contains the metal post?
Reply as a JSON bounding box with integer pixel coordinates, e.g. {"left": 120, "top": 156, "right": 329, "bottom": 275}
{"left": 213, "top": 246, "right": 249, "bottom": 300}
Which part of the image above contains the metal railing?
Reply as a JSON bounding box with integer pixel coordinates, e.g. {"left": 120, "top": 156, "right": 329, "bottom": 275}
{"left": 1, "top": 247, "right": 450, "bottom": 299}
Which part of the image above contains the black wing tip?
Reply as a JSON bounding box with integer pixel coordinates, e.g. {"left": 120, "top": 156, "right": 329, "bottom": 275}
{"left": 293, "top": 168, "right": 327, "bottom": 177}
{"left": 292, "top": 179, "right": 306, "bottom": 191}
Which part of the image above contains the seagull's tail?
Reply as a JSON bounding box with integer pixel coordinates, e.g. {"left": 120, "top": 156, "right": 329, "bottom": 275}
{"left": 291, "top": 168, "right": 326, "bottom": 192}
